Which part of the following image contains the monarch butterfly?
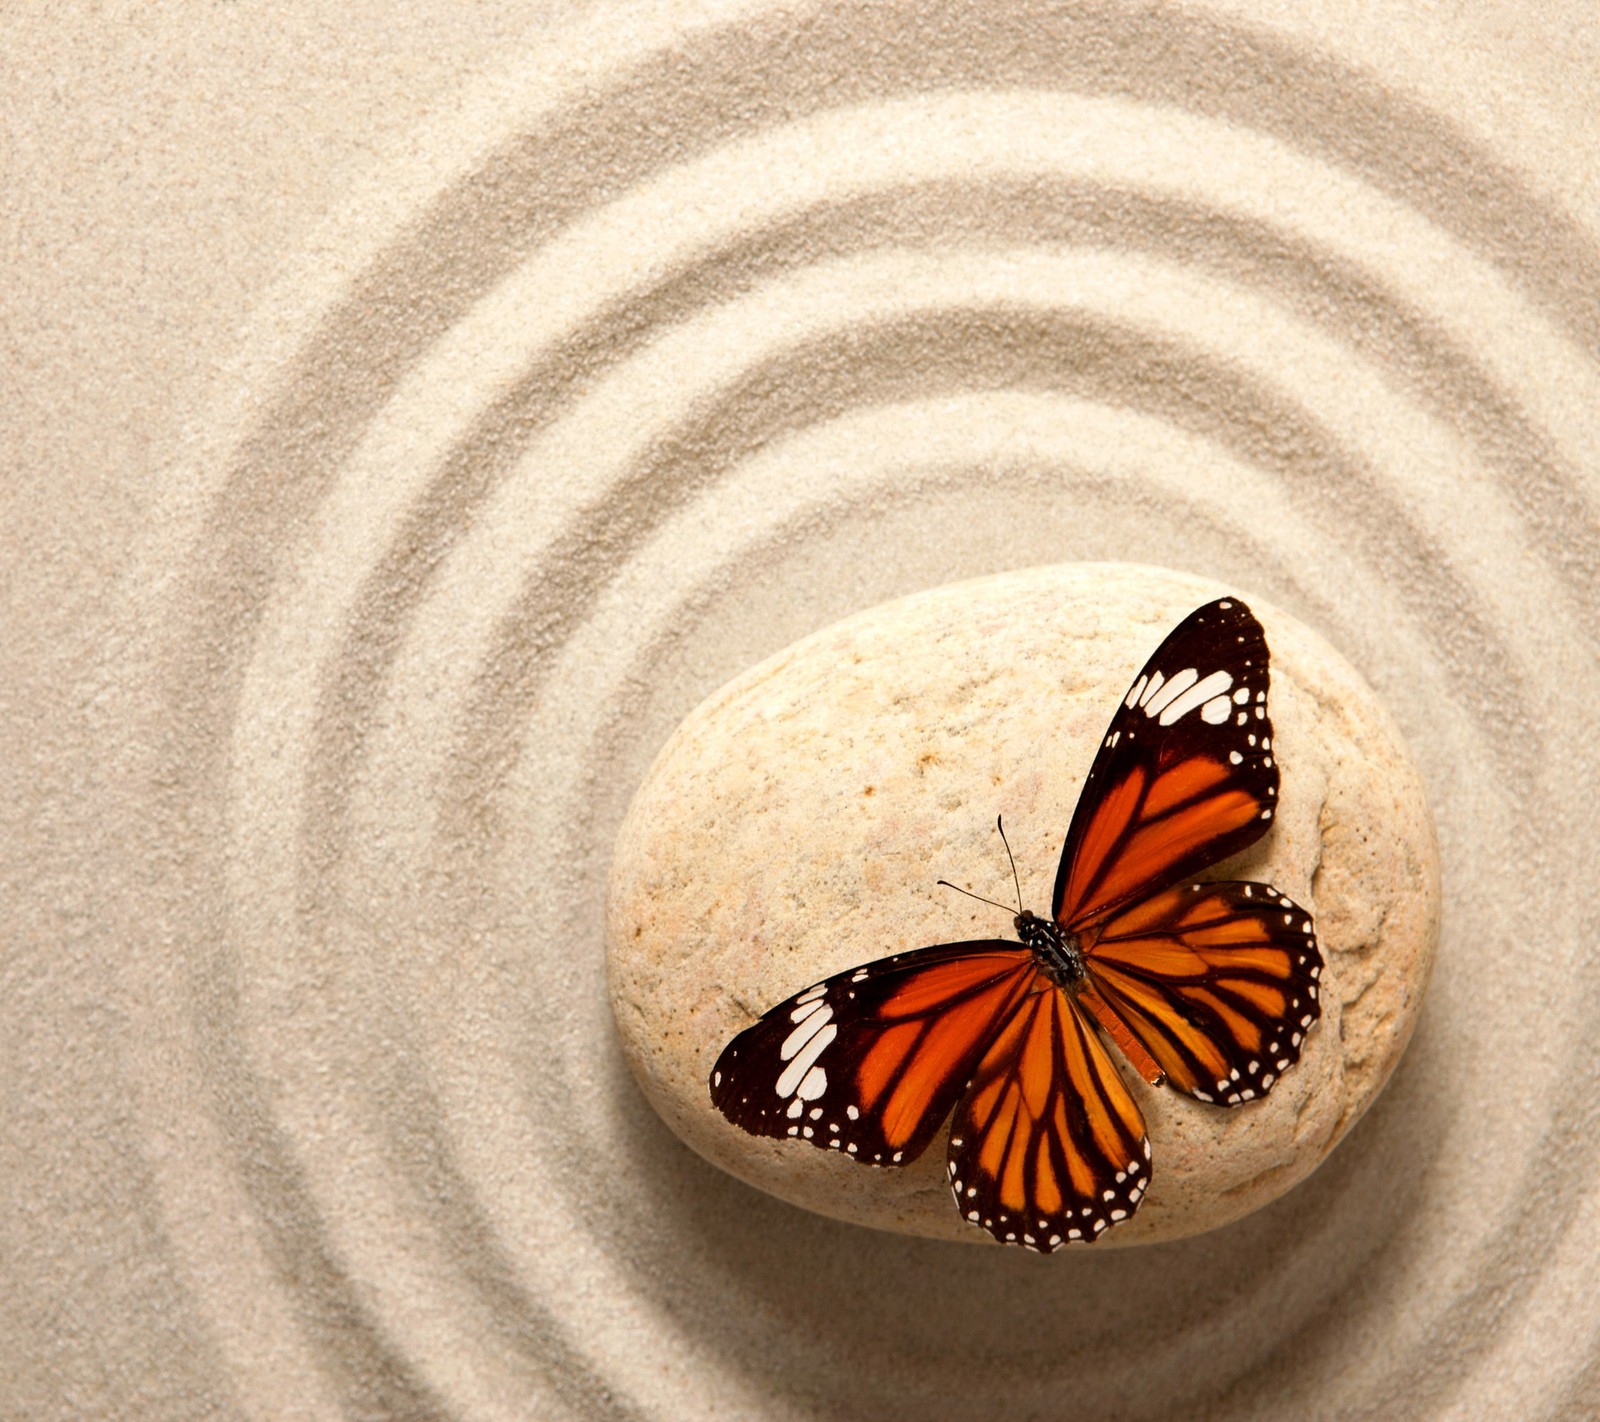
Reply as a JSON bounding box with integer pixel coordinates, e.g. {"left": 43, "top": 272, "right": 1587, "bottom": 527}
{"left": 709, "top": 598, "right": 1322, "bottom": 1252}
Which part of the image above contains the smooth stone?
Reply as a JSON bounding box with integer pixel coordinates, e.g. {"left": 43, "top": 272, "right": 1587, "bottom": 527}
{"left": 606, "top": 564, "right": 1439, "bottom": 1248}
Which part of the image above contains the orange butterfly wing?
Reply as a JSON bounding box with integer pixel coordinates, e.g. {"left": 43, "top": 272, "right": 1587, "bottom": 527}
{"left": 711, "top": 942, "right": 1035, "bottom": 1165}
{"left": 1053, "top": 598, "right": 1277, "bottom": 931}
{"left": 1083, "top": 880, "right": 1322, "bottom": 1103}
{"left": 945, "top": 985, "right": 1150, "bottom": 1251}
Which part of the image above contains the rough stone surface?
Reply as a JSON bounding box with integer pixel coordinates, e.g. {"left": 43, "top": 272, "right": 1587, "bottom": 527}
{"left": 607, "top": 563, "right": 1439, "bottom": 1247}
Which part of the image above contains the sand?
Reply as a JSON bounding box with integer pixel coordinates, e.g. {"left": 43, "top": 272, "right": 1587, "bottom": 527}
{"left": 6, "top": 2, "right": 1599, "bottom": 1418}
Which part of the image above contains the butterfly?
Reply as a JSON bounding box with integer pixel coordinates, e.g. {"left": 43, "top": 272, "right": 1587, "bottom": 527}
{"left": 710, "top": 598, "right": 1322, "bottom": 1251}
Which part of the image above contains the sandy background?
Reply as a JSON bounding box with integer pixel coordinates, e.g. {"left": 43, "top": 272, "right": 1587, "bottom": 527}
{"left": 5, "top": 3, "right": 1598, "bottom": 1419}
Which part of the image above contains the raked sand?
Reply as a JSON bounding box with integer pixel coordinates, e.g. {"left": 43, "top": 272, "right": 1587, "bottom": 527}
{"left": 6, "top": 4, "right": 1599, "bottom": 1419}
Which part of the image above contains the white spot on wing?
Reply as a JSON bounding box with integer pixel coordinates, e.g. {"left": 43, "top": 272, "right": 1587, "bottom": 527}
{"left": 1158, "top": 669, "right": 1234, "bottom": 725}
{"left": 781, "top": 1004, "right": 833, "bottom": 1059}
{"left": 1144, "top": 667, "right": 1198, "bottom": 716}
{"left": 775, "top": 1023, "right": 836, "bottom": 1097}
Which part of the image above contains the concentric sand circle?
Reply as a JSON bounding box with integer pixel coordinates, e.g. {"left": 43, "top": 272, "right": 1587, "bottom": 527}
{"left": 68, "top": 3, "right": 1600, "bottom": 1418}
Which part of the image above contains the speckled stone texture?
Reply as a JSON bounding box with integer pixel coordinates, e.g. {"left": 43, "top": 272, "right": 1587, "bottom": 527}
{"left": 608, "top": 563, "right": 1438, "bottom": 1246}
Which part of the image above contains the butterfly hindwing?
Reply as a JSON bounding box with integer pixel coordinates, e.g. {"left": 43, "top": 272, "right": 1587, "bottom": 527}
{"left": 1053, "top": 599, "right": 1278, "bottom": 930}
{"left": 1084, "top": 880, "right": 1323, "bottom": 1104}
{"left": 711, "top": 942, "right": 1035, "bottom": 1165}
{"left": 947, "top": 986, "right": 1151, "bottom": 1251}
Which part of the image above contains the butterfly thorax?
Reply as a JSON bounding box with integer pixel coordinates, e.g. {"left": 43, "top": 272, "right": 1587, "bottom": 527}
{"left": 1014, "top": 910, "right": 1088, "bottom": 991}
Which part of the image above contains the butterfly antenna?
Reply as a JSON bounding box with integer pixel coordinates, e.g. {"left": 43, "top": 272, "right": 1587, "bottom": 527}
{"left": 935, "top": 880, "right": 1016, "bottom": 916}
{"left": 996, "top": 814, "right": 1024, "bottom": 915}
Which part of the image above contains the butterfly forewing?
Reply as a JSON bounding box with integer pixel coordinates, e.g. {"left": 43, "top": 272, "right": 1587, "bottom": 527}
{"left": 711, "top": 941, "right": 1035, "bottom": 1164}
{"left": 946, "top": 987, "right": 1151, "bottom": 1251}
{"left": 1053, "top": 599, "right": 1278, "bottom": 930}
{"left": 1084, "top": 880, "right": 1323, "bottom": 1104}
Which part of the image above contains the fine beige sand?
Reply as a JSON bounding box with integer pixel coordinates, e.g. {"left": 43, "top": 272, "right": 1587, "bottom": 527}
{"left": 7, "top": 3, "right": 1600, "bottom": 1419}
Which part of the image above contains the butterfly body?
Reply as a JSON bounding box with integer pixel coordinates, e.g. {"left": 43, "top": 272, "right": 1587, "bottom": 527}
{"left": 1013, "top": 911, "right": 1087, "bottom": 990}
{"left": 710, "top": 598, "right": 1322, "bottom": 1251}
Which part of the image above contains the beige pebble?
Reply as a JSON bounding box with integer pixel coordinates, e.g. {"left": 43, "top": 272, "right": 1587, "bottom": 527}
{"left": 606, "top": 563, "right": 1438, "bottom": 1248}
